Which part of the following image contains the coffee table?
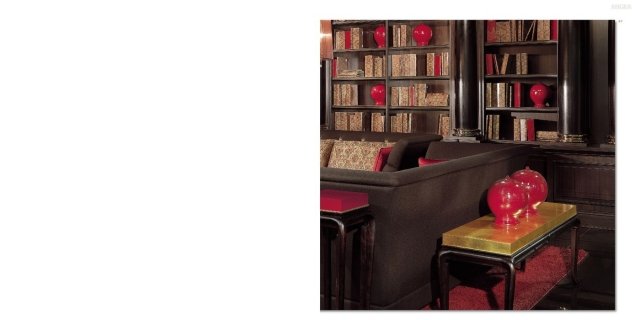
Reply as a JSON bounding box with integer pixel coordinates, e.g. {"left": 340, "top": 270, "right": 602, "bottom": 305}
{"left": 437, "top": 202, "right": 579, "bottom": 310}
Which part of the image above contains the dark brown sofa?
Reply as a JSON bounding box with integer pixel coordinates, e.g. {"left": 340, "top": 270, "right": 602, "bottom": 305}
{"left": 320, "top": 141, "right": 531, "bottom": 309}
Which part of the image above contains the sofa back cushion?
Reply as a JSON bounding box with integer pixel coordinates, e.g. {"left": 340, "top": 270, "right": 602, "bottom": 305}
{"left": 320, "top": 139, "right": 335, "bottom": 167}
{"left": 425, "top": 141, "right": 517, "bottom": 160}
{"left": 328, "top": 140, "right": 392, "bottom": 171}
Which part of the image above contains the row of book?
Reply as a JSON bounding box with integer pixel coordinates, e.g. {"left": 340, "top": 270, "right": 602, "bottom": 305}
{"left": 392, "top": 24, "right": 429, "bottom": 47}
{"left": 390, "top": 113, "right": 416, "bottom": 133}
{"left": 333, "top": 84, "right": 358, "bottom": 106}
{"left": 437, "top": 114, "right": 450, "bottom": 137}
{"left": 487, "top": 20, "right": 558, "bottom": 43}
{"left": 371, "top": 113, "right": 385, "bottom": 132}
{"left": 364, "top": 55, "right": 386, "bottom": 77}
{"left": 485, "top": 82, "right": 523, "bottom": 108}
{"left": 485, "top": 115, "right": 558, "bottom": 142}
{"left": 485, "top": 53, "right": 528, "bottom": 75}
{"left": 335, "top": 28, "right": 364, "bottom": 50}
{"left": 390, "top": 85, "right": 449, "bottom": 107}
{"left": 390, "top": 52, "right": 449, "bottom": 77}
{"left": 334, "top": 112, "right": 364, "bottom": 131}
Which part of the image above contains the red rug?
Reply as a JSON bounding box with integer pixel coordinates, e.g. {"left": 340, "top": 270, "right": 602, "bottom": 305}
{"left": 425, "top": 246, "right": 588, "bottom": 310}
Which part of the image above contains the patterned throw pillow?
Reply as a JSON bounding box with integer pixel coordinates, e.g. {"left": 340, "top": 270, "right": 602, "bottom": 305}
{"left": 320, "top": 139, "right": 335, "bottom": 167}
{"left": 328, "top": 140, "right": 392, "bottom": 171}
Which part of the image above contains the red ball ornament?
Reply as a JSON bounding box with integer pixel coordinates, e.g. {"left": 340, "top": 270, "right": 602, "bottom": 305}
{"left": 529, "top": 83, "right": 550, "bottom": 108}
{"left": 374, "top": 25, "right": 386, "bottom": 48}
{"left": 511, "top": 167, "right": 548, "bottom": 216}
{"left": 412, "top": 23, "right": 433, "bottom": 46}
{"left": 487, "top": 176, "right": 527, "bottom": 226}
{"left": 370, "top": 84, "right": 386, "bottom": 105}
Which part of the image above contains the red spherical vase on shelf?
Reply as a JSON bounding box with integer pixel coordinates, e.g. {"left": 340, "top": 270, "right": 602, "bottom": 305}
{"left": 487, "top": 176, "right": 527, "bottom": 226}
{"left": 511, "top": 167, "right": 548, "bottom": 217}
{"left": 412, "top": 23, "right": 433, "bottom": 46}
{"left": 529, "top": 83, "right": 550, "bottom": 109}
{"left": 370, "top": 84, "right": 386, "bottom": 106}
{"left": 374, "top": 25, "right": 386, "bottom": 48}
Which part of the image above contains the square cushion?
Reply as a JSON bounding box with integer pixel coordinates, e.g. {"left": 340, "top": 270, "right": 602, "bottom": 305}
{"left": 320, "top": 139, "right": 335, "bottom": 167}
{"left": 373, "top": 147, "right": 394, "bottom": 172}
{"left": 328, "top": 140, "right": 392, "bottom": 171}
{"left": 418, "top": 157, "right": 448, "bottom": 167}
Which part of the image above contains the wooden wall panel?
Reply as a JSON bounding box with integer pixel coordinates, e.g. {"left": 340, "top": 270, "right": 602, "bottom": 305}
{"left": 320, "top": 20, "right": 333, "bottom": 59}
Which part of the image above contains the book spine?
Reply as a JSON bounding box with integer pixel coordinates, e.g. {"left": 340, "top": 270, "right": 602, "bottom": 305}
{"left": 551, "top": 20, "right": 558, "bottom": 40}
{"left": 526, "top": 119, "right": 535, "bottom": 141}
{"left": 485, "top": 54, "right": 494, "bottom": 75}
{"left": 332, "top": 58, "right": 337, "bottom": 78}
{"left": 434, "top": 53, "right": 442, "bottom": 77}
{"left": 486, "top": 20, "right": 496, "bottom": 43}
{"left": 345, "top": 30, "right": 351, "bottom": 49}
{"left": 514, "top": 81, "right": 521, "bottom": 108}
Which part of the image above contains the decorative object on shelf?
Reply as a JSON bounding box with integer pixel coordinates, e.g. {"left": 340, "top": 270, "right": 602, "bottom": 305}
{"left": 370, "top": 84, "right": 386, "bottom": 106}
{"left": 529, "top": 82, "right": 550, "bottom": 108}
{"left": 511, "top": 167, "right": 548, "bottom": 217}
{"left": 374, "top": 25, "right": 386, "bottom": 48}
{"left": 412, "top": 23, "right": 433, "bottom": 46}
{"left": 487, "top": 176, "right": 527, "bottom": 226}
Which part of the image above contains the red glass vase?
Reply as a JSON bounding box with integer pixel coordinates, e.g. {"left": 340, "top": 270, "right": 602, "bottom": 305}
{"left": 487, "top": 176, "right": 527, "bottom": 226}
{"left": 374, "top": 25, "right": 386, "bottom": 48}
{"left": 370, "top": 84, "right": 386, "bottom": 105}
{"left": 511, "top": 167, "right": 548, "bottom": 216}
{"left": 529, "top": 83, "right": 550, "bottom": 109}
{"left": 412, "top": 23, "right": 433, "bottom": 46}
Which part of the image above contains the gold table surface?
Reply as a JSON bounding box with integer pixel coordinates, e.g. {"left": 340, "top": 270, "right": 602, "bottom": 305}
{"left": 442, "top": 202, "right": 577, "bottom": 256}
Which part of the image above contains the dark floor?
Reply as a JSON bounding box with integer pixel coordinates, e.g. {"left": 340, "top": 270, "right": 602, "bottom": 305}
{"left": 532, "top": 227, "right": 615, "bottom": 310}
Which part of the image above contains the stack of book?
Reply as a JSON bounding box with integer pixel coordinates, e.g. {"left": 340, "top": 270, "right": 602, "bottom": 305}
{"left": 486, "top": 20, "right": 557, "bottom": 43}
{"left": 335, "top": 28, "right": 364, "bottom": 50}
{"left": 333, "top": 84, "right": 358, "bottom": 106}
{"left": 364, "top": 55, "right": 386, "bottom": 78}
{"left": 485, "top": 53, "right": 528, "bottom": 75}
{"left": 426, "top": 52, "right": 449, "bottom": 76}
{"left": 390, "top": 113, "right": 415, "bottom": 133}
{"left": 392, "top": 24, "right": 414, "bottom": 47}
{"left": 371, "top": 113, "right": 385, "bottom": 132}
{"left": 485, "top": 114, "right": 501, "bottom": 140}
{"left": 391, "top": 54, "right": 417, "bottom": 77}
{"left": 513, "top": 118, "right": 535, "bottom": 142}
{"left": 335, "top": 112, "right": 364, "bottom": 131}
{"left": 437, "top": 114, "right": 450, "bottom": 137}
{"left": 535, "top": 130, "right": 557, "bottom": 142}
{"left": 485, "top": 82, "right": 522, "bottom": 108}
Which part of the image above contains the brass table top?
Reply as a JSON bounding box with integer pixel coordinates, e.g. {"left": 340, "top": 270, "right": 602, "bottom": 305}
{"left": 442, "top": 202, "right": 577, "bottom": 256}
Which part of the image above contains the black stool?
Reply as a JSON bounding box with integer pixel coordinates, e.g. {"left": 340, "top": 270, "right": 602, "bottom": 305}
{"left": 321, "top": 209, "right": 375, "bottom": 310}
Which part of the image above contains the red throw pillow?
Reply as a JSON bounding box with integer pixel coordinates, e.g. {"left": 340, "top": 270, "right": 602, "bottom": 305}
{"left": 418, "top": 157, "right": 448, "bottom": 167}
{"left": 372, "top": 147, "right": 393, "bottom": 171}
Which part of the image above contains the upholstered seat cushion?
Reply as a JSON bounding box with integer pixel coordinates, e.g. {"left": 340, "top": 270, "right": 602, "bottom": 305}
{"left": 328, "top": 140, "right": 393, "bottom": 171}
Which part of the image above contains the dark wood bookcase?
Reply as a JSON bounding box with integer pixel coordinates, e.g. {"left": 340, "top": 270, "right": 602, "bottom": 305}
{"left": 329, "top": 20, "right": 454, "bottom": 136}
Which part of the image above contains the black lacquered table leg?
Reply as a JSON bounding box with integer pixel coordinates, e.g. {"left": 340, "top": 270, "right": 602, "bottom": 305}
{"left": 360, "top": 217, "right": 375, "bottom": 309}
{"left": 570, "top": 224, "right": 579, "bottom": 284}
{"left": 438, "top": 251, "right": 450, "bottom": 310}
{"left": 335, "top": 223, "right": 347, "bottom": 310}
{"left": 504, "top": 262, "right": 516, "bottom": 310}
{"left": 321, "top": 229, "right": 332, "bottom": 309}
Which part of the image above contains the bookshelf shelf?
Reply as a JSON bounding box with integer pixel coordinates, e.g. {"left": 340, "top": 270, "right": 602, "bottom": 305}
{"left": 388, "top": 45, "right": 450, "bottom": 51}
{"left": 485, "top": 40, "right": 557, "bottom": 47}
{"left": 332, "top": 77, "right": 386, "bottom": 81}
{"left": 390, "top": 106, "right": 450, "bottom": 111}
{"left": 486, "top": 107, "right": 558, "bottom": 112}
{"left": 485, "top": 74, "right": 557, "bottom": 79}
{"left": 334, "top": 48, "right": 387, "bottom": 53}
{"left": 332, "top": 105, "right": 387, "bottom": 110}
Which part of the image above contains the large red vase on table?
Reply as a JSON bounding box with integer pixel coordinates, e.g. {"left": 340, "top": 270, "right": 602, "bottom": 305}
{"left": 511, "top": 167, "right": 548, "bottom": 217}
{"left": 374, "top": 25, "right": 386, "bottom": 48}
{"left": 487, "top": 176, "right": 527, "bottom": 226}
{"left": 370, "top": 84, "right": 386, "bottom": 105}
{"left": 529, "top": 83, "right": 550, "bottom": 108}
{"left": 412, "top": 23, "right": 433, "bottom": 46}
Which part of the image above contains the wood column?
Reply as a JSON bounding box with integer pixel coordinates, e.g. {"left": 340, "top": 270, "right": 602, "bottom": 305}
{"left": 607, "top": 20, "right": 616, "bottom": 144}
{"left": 558, "top": 20, "right": 588, "bottom": 143}
{"left": 452, "top": 20, "right": 480, "bottom": 137}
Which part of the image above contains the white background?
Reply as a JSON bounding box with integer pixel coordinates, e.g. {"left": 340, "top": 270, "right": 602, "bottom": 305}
{"left": 0, "top": 0, "right": 634, "bottom": 319}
